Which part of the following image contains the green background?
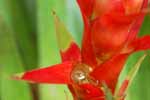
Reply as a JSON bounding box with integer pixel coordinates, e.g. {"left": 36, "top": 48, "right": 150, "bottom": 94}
{"left": 0, "top": 0, "right": 150, "bottom": 100}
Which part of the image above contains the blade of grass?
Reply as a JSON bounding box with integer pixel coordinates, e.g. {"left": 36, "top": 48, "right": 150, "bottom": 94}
{"left": 0, "top": 0, "right": 38, "bottom": 100}
{"left": 0, "top": 15, "right": 32, "bottom": 100}
{"left": 66, "top": 0, "right": 83, "bottom": 45}
{"left": 119, "top": 16, "right": 150, "bottom": 100}
{"left": 2, "top": 0, "right": 37, "bottom": 70}
{"left": 127, "top": 16, "right": 150, "bottom": 100}
{"left": 37, "top": 0, "right": 72, "bottom": 100}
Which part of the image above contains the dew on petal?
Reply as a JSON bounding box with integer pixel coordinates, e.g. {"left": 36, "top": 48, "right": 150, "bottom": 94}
{"left": 71, "top": 63, "right": 93, "bottom": 84}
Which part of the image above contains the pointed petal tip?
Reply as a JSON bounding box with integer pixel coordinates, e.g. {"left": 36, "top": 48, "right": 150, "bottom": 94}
{"left": 51, "top": 10, "right": 57, "bottom": 17}
{"left": 11, "top": 73, "right": 24, "bottom": 80}
{"left": 52, "top": 11, "right": 76, "bottom": 52}
{"left": 11, "top": 73, "right": 37, "bottom": 84}
{"left": 12, "top": 62, "right": 74, "bottom": 84}
{"left": 52, "top": 10, "right": 56, "bottom": 15}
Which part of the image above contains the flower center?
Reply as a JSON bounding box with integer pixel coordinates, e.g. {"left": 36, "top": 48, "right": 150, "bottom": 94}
{"left": 71, "top": 63, "right": 93, "bottom": 84}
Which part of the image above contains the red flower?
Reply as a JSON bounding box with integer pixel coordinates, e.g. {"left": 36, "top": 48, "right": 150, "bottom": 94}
{"left": 14, "top": 0, "right": 150, "bottom": 100}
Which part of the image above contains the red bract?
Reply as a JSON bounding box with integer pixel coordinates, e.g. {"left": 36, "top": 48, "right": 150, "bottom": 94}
{"left": 78, "top": 0, "right": 148, "bottom": 61}
{"left": 13, "top": 0, "right": 150, "bottom": 100}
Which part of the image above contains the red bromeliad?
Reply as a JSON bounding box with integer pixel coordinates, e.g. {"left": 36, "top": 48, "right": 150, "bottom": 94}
{"left": 14, "top": 0, "right": 150, "bottom": 100}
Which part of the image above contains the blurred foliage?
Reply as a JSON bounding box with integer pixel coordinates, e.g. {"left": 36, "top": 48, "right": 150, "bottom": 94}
{"left": 119, "top": 16, "right": 150, "bottom": 100}
{"left": 0, "top": 0, "right": 150, "bottom": 100}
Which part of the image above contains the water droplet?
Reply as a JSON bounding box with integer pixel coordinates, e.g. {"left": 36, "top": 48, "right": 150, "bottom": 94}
{"left": 71, "top": 63, "right": 92, "bottom": 84}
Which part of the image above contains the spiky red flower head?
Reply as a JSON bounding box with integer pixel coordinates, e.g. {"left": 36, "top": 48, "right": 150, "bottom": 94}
{"left": 13, "top": 0, "right": 150, "bottom": 100}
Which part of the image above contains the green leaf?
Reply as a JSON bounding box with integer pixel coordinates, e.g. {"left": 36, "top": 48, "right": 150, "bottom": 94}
{"left": 126, "top": 16, "right": 150, "bottom": 100}
{"left": 37, "top": 0, "right": 73, "bottom": 100}
{"left": 102, "top": 82, "right": 114, "bottom": 100}
{"left": 52, "top": 11, "right": 75, "bottom": 51}
{"left": 65, "top": 0, "right": 83, "bottom": 45}
{"left": 115, "top": 54, "right": 146, "bottom": 98}
{"left": 125, "top": 54, "right": 146, "bottom": 83}
{"left": 0, "top": 14, "right": 32, "bottom": 100}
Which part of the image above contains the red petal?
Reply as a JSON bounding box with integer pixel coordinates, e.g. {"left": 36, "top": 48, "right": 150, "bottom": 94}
{"left": 79, "top": 84, "right": 104, "bottom": 99}
{"left": 91, "top": 0, "right": 148, "bottom": 57}
{"left": 81, "top": 13, "right": 97, "bottom": 68}
{"left": 69, "top": 84, "right": 104, "bottom": 100}
{"left": 91, "top": 15, "right": 131, "bottom": 59}
{"left": 125, "top": 0, "right": 148, "bottom": 43}
{"left": 77, "top": 0, "right": 94, "bottom": 18}
{"left": 91, "top": 4, "right": 147, "bottom": 59}
{"left": 123, "top": 0, "right": 144, "bottom": 14}
{"left": 92, "top": 0, "right": 125, "bottom": 19}
{"left": 90, "top": 54, "right": 128, "bottom": 92}
{"left": 131, "top": 35, "right": 150, "bottom": 51}
{"left": 13, "top": 62, "right": 74, "bottom": 84}
{"left": 77, "top": 0, "right": 97, "bottom": 67}
{"left": 61, "top": 42, "right": 81, "bottom": 62}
